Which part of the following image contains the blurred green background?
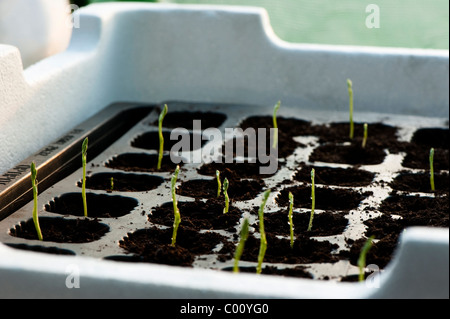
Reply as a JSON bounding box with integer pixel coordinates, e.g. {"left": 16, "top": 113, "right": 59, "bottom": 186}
{"left": 73, "top": 0, "right": 449, "bottom": 50}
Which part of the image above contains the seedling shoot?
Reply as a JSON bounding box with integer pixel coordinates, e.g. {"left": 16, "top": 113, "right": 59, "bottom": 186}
{"left": 110, "top": 177, "right": 114, "bottom": 191}
{"left": 81, "top": 137, "right": 88, "bottom": 217}
{"left": 347, "top": 79, "right": 354, "bottom": 139}
{"left": 272, "top": 100, "right": 281, "bottom": 149}
{"left": 430, "top": 148, "right": 435, "bottom": 191}
{"left": 233, "top": 217, "right": 250, "bottom": 273}
{"left": 358, "top": 235, "right": 375, "bottom": 282}
{"left": 216, "top": 170, "right": 221, "bottom": 198}
{"left": 31, "top": 162, "right": 43, "bottom": 241}
{"left": 157, "top": 104, "right": 168, "bottom": 170}
{"left": 257, "top": 189, "right": 271, "bottom": 274}
{"left": 307, "top": 168, "right": 315, "bottom": 232}
{"left": 171, "top": 165, "right": 181, "bottom": 247}
{"left": 223, "top": 178, "right": 230, "bottom": 214}
{"left": 288, "top": 191, "right": 294, "bottom": 249}
{"left": 362, "top": 123, "right": 368, "bottom": 148}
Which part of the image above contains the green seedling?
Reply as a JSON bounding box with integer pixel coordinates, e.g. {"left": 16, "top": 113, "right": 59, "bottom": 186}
{"left": 362, "top": 123, "right": 368, "bottom": 148}
{"left": 171, "top": 165, "right": 181, "bottom": 247}
{"left": 31, "top": 162, "right": 43, "bottom": 241}
{"left": 81, "top": 137, "right": 88, "bottom": 217}
{"left": 157, "top": 104, "right": 168, "bottom": 170}
{"left": 358, "top": 235, "right": 375, "bottom": 282}
{"left": 347, "top": 79, "right": 354, "bottom": 139}
{"left": 223, "top": 178, "right": 230, "bottom": 214}
{"left": 307, "top": 168, "right": 315, "bottom": 232}
{"left": 110, "top": 177, "right": 114, "bottom": 191}
{"left": 257, "top": 189, "right": 271, "bottom": 274}
{"left": 272, "top": 100, "right": 281, "bottom": 149}
{"left": 288, "top": 191, "right": 294, "bottom": 249}
{"left": 216, "top": 170, "right": 221, "bottom": 198}
{"left": 233, "top": 217, "right": 250, "bottom": 273}
{"left": 430, "top": 148, "right": 435, "bottom": 191}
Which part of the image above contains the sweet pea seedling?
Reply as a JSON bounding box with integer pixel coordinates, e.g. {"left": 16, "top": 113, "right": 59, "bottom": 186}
{"left": 430, "top": 148, "right": 435, "bottom": 191}
{"left": 257, "top": 189, "right": 271, "bottom": 274}
{"left": 223, "top": 178, "right": 230, "bottom": 214}
{"left": 272, "top": 100, "right": 281, "bottom": 149}
{"left": 171, "top": 165, "right": 181, "bottom": 246}
{"left": 347, "top": 79, "right": 354, "bottom": 139}
{"left": 358, "top": 235, "right": 375, "bottom": 282}
{"left": 110, "top": 177, "right": 114, "bottom": 191}
{"left": 157, "top": 104, "right": 168, "bottom": 170}
{"left": 307, "top": 168, "right": 315, "bottom": 232}
{"left": 81, "top": 137, "right": 88, "bottom": 217}
{"left": 362, "top": 123, "right": 368, "bottom": 148}
{"left": 31, "top": 162, "right": 43, "bottom": 241}
{"left": 216, "top": 170, "right": 221, "bottom": 198}
{"left": 288, "top": 191, "right": 294, "bottom": 249}
{"left": 233, "top": 217, "right": 250, "bottom": 273}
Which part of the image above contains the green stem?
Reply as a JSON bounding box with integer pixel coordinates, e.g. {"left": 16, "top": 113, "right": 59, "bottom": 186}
{"left": 82, "top": 137, "right": 88, "bottom": 217}
{"left": 430, "top": 148, "right": 435, "bottom": 191}
{"left": 358, "top": 235, "right": 375, "bottom": 282}
{"left": 216, "top": 170, "right": 221, "bottom": 198}
{"left": 288, "top": 191, "right": 294, "bottom": 249}
{"left": 362, "top": 123, "right": 368, "bottom": 148}
{"left": 347, "top": 79, "right": 354, "bottom": 139}
{"left": 223, "top": 178, "right": 229, "bottom": 214}
{"left": 257, "top": 189, "right": 271, "bottom": 274}
{"left": 31, "top": 162, "right": 43, "bottom": 241}
{"left": 233, "top": 217, "right": 250, "bottom": 273}
{"left": 157, "top": 104, "right": 168, "bottom": 170}
{"left": 171, "top": 165, "right": 181, "bottom": 246}
{"left": 307, "top": 168, "right": 315, "bottom": 232}
{"left": 110, "top": 177, "right": 114, "bottom": 191}
{"left": 272, "top": 101, "right": 281, "bottom": 149}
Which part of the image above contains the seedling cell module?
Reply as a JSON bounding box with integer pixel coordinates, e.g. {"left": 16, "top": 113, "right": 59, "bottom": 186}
{"left": 0, "top": 101, "right": 448, "bottom": 286}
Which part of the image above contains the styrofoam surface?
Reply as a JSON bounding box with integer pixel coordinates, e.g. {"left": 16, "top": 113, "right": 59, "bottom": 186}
{"left": 0, "top": 2, "right": 448, "bottom": 176}
{"left": 0, "top": 0, "right": 72, "bottom": 68}
{"left": 0, "top": 227, "right": 447, "bottom": 299}
{"left": 0, "top": 3, "right": 448, "bottom": 298}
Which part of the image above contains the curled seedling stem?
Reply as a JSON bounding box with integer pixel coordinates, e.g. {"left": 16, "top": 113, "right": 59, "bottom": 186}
{"left": 171, "top": 165, "right": 181, "bottom": 247}
{"left": 223, "top": 178, "right": 229, "bottom": 214}
{"left": 216, "top": 170, "right": 221, "bottom": 198}
{"left": 288, "top": 191, "right": 294, "bottom": 249}
{"left": 272, "top": 100, "right": 281, "bottom": 149}
{"left": 157, "top": 104, "right": 168, "bottom": 170}
{"left": 362, "top": 123, "right": 368, "bottom": 148}
{"left": 257, "top": 189, "right": 271, "bottom": 274}
{"left": 31, "top": 162, "right": 43, "bottom": 241}
{"left": 233, "top": 217, "right": 250, "bottom": 273}
{"left": 82, "top": 137, "right": 88, "bottom": 217}
{"left": 358, "top": 235, "right": 375, "bottom": 282}
{"left": 430, "top": 148, "right": 435, "bottom": 191}
{"left": 347, "top": 79, "right": 354, "bottom": 139}
{"left": 307, "top": 168, "right": 315, "bottom": 232}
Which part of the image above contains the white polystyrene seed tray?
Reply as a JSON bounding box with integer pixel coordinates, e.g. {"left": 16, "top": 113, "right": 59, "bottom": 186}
{"left": 0, "top": 3, "right": 448, "bottom": 299}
